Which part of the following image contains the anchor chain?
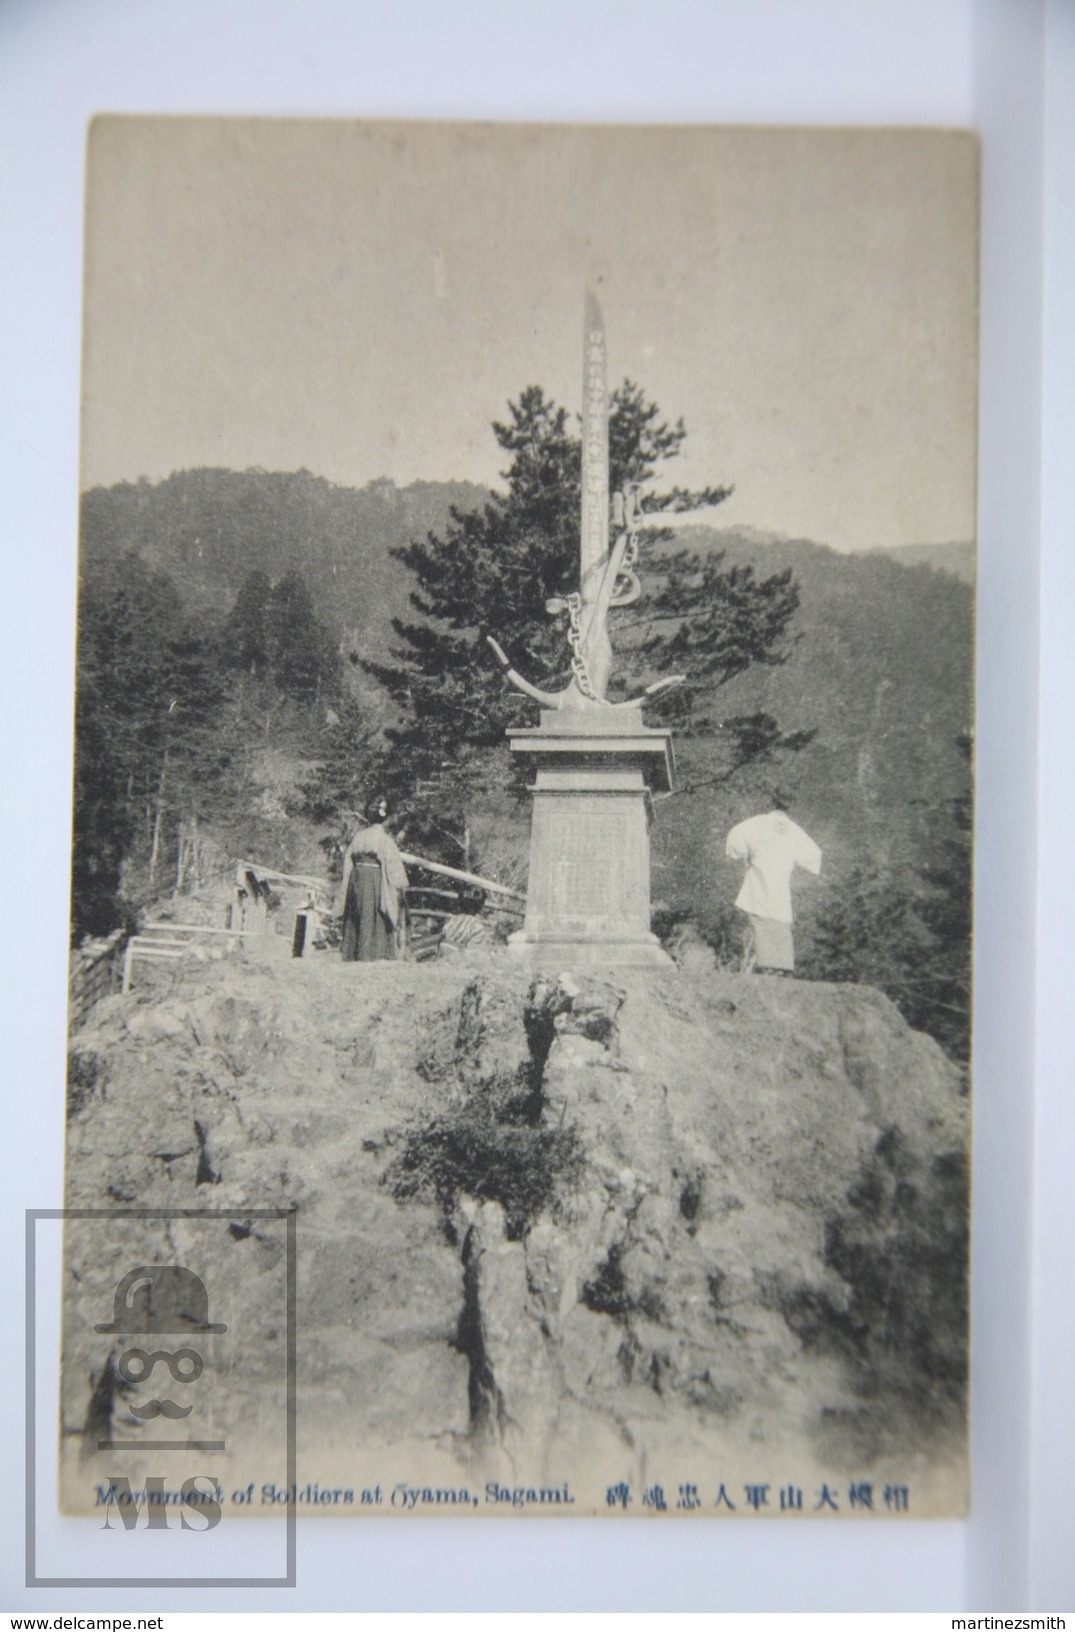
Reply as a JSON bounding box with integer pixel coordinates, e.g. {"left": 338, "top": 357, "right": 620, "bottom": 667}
{"left": 565, "top": 591, "right": 601, "bottom": 701}
{"left": 612, "top": 526, "right": 640, "bottom": 606}
{"left": 561, "top": 491, "right": 643, "bottom": 701}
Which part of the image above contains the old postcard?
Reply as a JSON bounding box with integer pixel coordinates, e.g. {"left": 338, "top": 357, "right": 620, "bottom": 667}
{"left": 62, "top": 118, "right": 976, "bottom": 1523}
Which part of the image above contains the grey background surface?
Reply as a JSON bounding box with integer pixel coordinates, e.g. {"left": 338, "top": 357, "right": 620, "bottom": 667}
{"left": 1, "top": 0, "right": 1071, "bottom": 1612}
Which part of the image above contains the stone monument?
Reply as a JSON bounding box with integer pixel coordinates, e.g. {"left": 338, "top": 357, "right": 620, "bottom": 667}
{"left": 488, "top": 293, "right": 680, "bottom": 966}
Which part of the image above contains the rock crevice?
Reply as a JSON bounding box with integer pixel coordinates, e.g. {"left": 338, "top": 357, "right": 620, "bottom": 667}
{"left": 63, "top": 953, "right": 968, "bottom": 1497}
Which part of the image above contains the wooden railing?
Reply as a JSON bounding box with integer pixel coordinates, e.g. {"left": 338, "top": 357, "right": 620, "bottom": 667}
{"left": 120, "top": 922, "right": 260, "bottom": 994}
{"left": 68, "top": 929, "right": 126, "bottom": 1031}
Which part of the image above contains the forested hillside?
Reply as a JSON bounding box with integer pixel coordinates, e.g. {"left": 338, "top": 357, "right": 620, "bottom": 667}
{"left": 79, "top": 468, "right": 485, "bottom": 668}
{"left": 643, "top": 527, "right": 972, "bottom": 1056}
{"left": 74, "top": 469, "right": 973, "bottom": 1057}
{"left": 74, "top": 471, "right": 483, "bottom": 937}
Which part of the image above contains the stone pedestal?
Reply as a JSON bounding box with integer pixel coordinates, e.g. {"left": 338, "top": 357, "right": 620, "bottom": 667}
{"left": 507, "top": 708, "right": 674, "bottom": 967}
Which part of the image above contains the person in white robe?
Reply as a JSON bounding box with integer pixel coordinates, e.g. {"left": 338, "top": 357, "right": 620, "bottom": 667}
{"left": 725, "top": 806, "right": 821, "bottom": 973}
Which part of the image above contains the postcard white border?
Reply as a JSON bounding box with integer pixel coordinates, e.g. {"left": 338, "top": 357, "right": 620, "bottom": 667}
{"left": 1, "top": 0, "right": 1071, "bottom": 1611}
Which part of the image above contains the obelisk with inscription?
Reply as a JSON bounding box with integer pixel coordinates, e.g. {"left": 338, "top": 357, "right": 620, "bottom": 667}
{"left": 488, "top": 293, "right": 676, "bottom": 966}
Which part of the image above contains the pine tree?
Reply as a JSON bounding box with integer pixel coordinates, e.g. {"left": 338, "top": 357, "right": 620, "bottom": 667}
{"left": 365, "top": 381, "right": 802, "bottom": 848}
{"left": 265, "top": 571, "right": 340, "bottom": 704}
{"left": 73, "top": 549, "right": 264, "bottom": 923}
{"left": 71, "top": 672, "right": 133, "bottom": 941}
{"left": 801, "top": 736, "right": 972, "bottom": 1061}
{"left": 220, "top": 570, "right": 273, "bottom": 679}
{"left": 74, "top": 550, "right": 186, "bottom": 920}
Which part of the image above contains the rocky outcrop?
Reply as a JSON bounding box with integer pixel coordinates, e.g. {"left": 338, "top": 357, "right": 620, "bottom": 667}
{"left": 62, "top": 945, "right": 968, "bottom": 1511}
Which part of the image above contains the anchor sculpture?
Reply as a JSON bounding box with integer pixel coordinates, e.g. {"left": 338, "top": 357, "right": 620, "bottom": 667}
{"left": 498, "top": 291, "right": 678, "bottom": 966}
{"left": 487, "top": 290, "right": 684, "bottom": 714}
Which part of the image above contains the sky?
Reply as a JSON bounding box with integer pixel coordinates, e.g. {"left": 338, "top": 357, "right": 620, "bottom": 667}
{"left": 80, "top": 118, "right": 978, "bottom": 552}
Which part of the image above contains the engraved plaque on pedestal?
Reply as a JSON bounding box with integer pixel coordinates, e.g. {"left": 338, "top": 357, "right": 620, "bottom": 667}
{"left": 507, "top": 724, "right": 673, "bottom": 966}
{"left": 550, "top": 811, "right": 627, "bottom": 920}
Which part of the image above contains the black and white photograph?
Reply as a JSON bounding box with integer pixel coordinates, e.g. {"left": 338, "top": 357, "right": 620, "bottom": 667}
{"left": 59, "top": 117, "right": 979, "bottom": 1521}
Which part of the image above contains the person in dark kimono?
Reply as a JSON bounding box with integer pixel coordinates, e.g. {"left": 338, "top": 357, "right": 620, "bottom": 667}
{"left": 337, "top": 796, "right": 409, "bottom": 961}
